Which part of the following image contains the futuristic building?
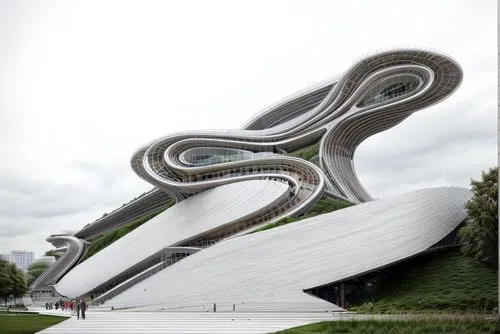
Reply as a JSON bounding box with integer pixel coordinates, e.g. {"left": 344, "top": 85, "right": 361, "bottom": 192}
{"left": 34, "top": 48, "right": 467, "bottom": 312}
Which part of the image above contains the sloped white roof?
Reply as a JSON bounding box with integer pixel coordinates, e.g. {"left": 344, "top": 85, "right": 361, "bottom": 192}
{"left": 55, "top": 180, "right": 289, "bottom": 297}
{"left": 106, "top": 187, "right": 470, "bottom": 312}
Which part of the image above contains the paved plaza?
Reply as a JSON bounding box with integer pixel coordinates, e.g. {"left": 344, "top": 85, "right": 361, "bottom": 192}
{"left": 35, "top": 309, "right": 338, "bottom": 334}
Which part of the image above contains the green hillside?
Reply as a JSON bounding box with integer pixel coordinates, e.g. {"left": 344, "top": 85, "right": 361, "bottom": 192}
{"left": 348, "top": 249, "right": 498, "bottom": 313}
{"left": 289, "top": 141, "right": 320, "bottom": 161}
{"left": 273, "top": 318, "right": 498, "bottom": 334}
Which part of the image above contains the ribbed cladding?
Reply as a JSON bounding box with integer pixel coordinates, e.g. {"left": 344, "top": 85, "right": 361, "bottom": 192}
{"left": 312, "top": 50, "right": 457, "bottom": 127}
{"left": 30, "top": 235, "right": 86, "bottom": 290}
{"left": 53, "top": 180, "right": 295, "bottom": 298}
{"left": 130, "top": 145, "right": 152, "bottom": 183}
{"left": 139, "top": 129, "right": 326, "bottom": 215}
{"left": 319, "top": 49, "right": 462, "bottom": 203}
{"left": 241, "top": 73, "right": 339, "bottom": 130}
{"left": 141, "top": 133, "right": 326, "bottom": 208}
{"left": 104, "top": 187, "right": 470, "bottom": 312}
{"left": 131, "top": 142, "right": 185, "bottom": 203}
{"left": 43, "top": 47, "right": 462, "bottom": 301}
{"left": 129, "top": 48, "right": 462, "bottom": 208}
{"left": 92, "top": 247, "right": 202, "bottom": 305}
{"left": 130, "top": 124, "right": 329, "bottom": 238}
{"left": 244, "top": 84, "right": 333, "bottom": 130}
{"left": 74, "top": 189, "right": 172, "bottom": 240}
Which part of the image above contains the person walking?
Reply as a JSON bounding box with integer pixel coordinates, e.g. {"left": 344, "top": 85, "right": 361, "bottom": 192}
{"left": 80, "top": 298, "right": 87, "bottom": 320}
{"left": 76, "top": 299, "right": 81, "bottom": 319}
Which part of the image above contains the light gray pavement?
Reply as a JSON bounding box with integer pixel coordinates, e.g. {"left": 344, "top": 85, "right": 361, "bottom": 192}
{"left": 33, "top": 307, "right": 499, "bottom": 334}
{"left": 35, "top": 308, "right": 338, "bottom": 334}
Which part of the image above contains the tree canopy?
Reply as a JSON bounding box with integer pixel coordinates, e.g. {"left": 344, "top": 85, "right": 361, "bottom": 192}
{"left": 26, "top": 261, "right": 51, "bottom": 287}
{"left": 458, "top": 166, "right": 498, "bottom": 269}
{"left": 0, "top": 259, "right": 27, "bottom": 306}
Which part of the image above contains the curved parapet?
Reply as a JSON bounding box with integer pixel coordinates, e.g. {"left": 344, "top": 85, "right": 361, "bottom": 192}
{"left": 105, "top": 187, "right": 471, "bottom": 312}
{"left": 30, "top": 235, "right": 86, "bottom": 290}
{"left": 132, "top": 48, "right": 462, "bottom": 205}
{"left": 318, "top": 49, "right": 462, "bottom": 202}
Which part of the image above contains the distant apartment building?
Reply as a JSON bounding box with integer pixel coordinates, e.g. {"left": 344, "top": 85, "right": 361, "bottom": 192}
{"left": 0, "top": 253, "right": 10, "bottom": 262}
{"left": 6, "top": 250, "right": 35, "bottom": 272}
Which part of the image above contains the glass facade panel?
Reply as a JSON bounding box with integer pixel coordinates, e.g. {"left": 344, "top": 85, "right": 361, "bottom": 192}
{"left": 357, "top": 74, "right": 421, "bottom": 107}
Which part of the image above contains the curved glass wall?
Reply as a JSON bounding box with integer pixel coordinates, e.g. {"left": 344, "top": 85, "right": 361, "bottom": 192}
{"left": 357, "top": 74, "right": 422, "bottom": 107}
{"left": 180, "top": 147, "right": 274, "bottom": 167}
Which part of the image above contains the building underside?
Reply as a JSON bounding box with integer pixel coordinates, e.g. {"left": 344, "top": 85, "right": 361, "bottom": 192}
{"left": 32, "top": 48, "right": 466, "bottom": 312}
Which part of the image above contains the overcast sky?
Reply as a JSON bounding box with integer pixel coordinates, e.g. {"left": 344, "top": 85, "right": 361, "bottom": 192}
{"left": 0, "top": 0, "right": 497, "bottom": 258}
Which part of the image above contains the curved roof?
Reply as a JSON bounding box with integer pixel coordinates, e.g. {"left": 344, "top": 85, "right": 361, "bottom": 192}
{"left": 74, "top": 189, "right": 171, "bottom": 240}
{"left": 54, "top": 180, "right": 289, "bottom": 297}
{"left": 105, "top": 187, "right": 470, "bottom": 312}
{"left": 30, "top": 235, "right": 85, "bottom": 290}
{"left": 42, "top": 48, "right": 464, "bottom": 303}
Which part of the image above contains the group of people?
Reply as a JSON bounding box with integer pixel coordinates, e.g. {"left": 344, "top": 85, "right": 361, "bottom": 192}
{"left": 44, "top": 297, "right": 88, "bottom": 319}
{"left": 44, "top": 300, "right": 69, "bottom": 310}
{"left": 75, "top": 298, "right": 88, "bottom": 320}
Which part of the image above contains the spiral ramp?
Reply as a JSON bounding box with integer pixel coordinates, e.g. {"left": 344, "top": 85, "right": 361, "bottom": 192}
{"left": 35, "top": 48, "right": 466, "bottom": 312}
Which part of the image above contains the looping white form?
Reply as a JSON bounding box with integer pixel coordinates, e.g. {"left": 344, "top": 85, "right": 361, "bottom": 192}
{"left": 39, "top": 48, "right": 464, "bottom": 306}
{"left": 131, "top": 47, "right": 462, "bottom": 205}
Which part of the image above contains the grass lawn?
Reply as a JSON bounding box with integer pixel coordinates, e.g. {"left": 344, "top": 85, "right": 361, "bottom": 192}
{"left": 348, "top": 249, "right": 498, "bottom": 313}
{"left": 0, "top": 313, "right": 67, "bottom": 334}
{"left": 289, "top": 141, "right": 320, "bottom": 161}
{"left": 273, "top": 319, "right": 500, "bottom": 334}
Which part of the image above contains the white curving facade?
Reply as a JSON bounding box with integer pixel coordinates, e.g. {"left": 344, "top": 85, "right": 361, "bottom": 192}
{"left": 30, "top": 235, "right": 85, "bottom": 290}
{"left": 104, "top": 187, "right": 471, "bottom": 312}
{"left": 38, "top": 48, "right": 467, "bottom": 312}
{"left": 55, "top": 180, "right": 290, "bottom": 297}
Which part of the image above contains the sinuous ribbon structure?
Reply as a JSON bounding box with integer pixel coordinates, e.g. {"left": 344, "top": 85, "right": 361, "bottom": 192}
{"left": 33, "top": 48, "right": 464, "bottom": 310}
{"left": 131, "top": 48, "right": 462, "bottom": 206}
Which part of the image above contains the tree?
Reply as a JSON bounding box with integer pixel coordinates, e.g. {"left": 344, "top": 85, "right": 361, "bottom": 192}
{"left": 0, "top": 260, "right": 13, "bottom": 306}
{"left": 0, "top": 260, "right": 27, "bottom": 307}
{"left": 26, "top": 262, "right": 50, "bottom": 287}
{"left": 7, "top": 263, "right": 27, "bottom": 304}
{"left": 458, "top": 167, "right": 498, "bottom": 269}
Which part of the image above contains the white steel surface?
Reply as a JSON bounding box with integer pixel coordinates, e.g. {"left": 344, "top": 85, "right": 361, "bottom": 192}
{"left": 106, "top": 187, "right": 470, "bottom": 312}
{"left": 38, "top": 48, "right": 465, "bottom": 311}
{"left": 31, "top": 236, "right": 85, "bottom": 289}
{"left": 40, "top": 48, "right": 462, "bottom": 292}
{"left": 55, "top": 180, "right": 289, "bottom": 297}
